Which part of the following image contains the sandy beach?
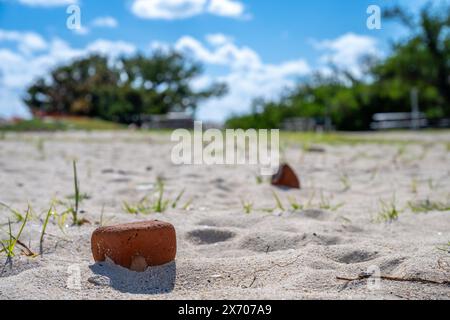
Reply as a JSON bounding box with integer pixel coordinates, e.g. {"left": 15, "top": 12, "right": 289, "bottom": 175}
{"left": 0, "top": 130, "right": 449, "bottom": 300}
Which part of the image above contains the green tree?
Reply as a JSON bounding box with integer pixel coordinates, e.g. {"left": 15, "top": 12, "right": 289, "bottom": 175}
{"left": 25, "top": 51, "right": 227, "bottom": 124}
{"left": 226, "top": 2, "right": 449, "bottom": 131}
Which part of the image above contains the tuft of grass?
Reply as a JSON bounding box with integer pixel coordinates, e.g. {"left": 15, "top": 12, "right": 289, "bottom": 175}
{"left": 182, "top": 198, "right": 194, "bottom": 211}
{"left": 318, "top": 192, "right": 345, "bottom": 211}
{"left": 0, "top": 117, "right": 124, "bottom": 132}
{"left": 123, "top": 195, "right": 155, "bottom": 215}
{"left": 152, "top": 181, "right": 169, "bottom": 213}
{"left": 0, "top": 207, "right": 30, "bottom": 258}
{"left": 393, "top": 145, "right": 407, "bottom": 162}
{"left": 241, "top": 199, "right": 253, "bottom": 214}
{"left": 376, "top": 196, "right": 402, "bottom": 223}
{"left": 51, "top": 161, "right": 89, "bottom": 227}
{"left": 280, "top": 131, "right": 424, "bottom": 147}
{"left": 410, "top": 178, "right": 418, "bottom": 194}
{"left": 288, "top": 196, "right": 303, "bottom": 211}
{"left": 255, "top": 175, "right": 264, "bottom": 185}
{"left": 39, "top": 204, "right": 54, "bottom": 255}
{"left": 408, "top": 199, "right": 450, "bottom": 213}
{"left": 73, "top": 160, "right": 80, "bottom": 221}
{"left": 338, "top": 173, "right": 351, "bottom": 192}
{"left": 437, "top": 242, "right": 450, "bottom": 254}
{"left": 271, "top": 190, "right": 285, "bottom": 211}
{"left": 100, "top": 204, "right": 105, "bottom": 226}
{"left": 36, "top": 138, "right": 45, "bottom": 158}
{"left": 122, "top": 181, "right": 183, "bottom": 215}
{"left": 59, "top": 161, "right": 91, "bottom": 226}
{"left": 427, "top": 178, "right": 441, "bottom": 191}
{"left": 172, "top": 189, "right": 185, "bottom": 209}
{"left": 0, "top": 202, "right": 26, "bottom": 223}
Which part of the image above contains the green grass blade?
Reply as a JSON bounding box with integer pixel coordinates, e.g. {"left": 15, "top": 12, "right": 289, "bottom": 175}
{"left": 73, "top": 160, "right": 79, "bottom": 223}
{"left": 40, "top": 204, "right": 54, "bottom": 254}
{"left": 271, "top": 191, "right": 285, "bottom": 211}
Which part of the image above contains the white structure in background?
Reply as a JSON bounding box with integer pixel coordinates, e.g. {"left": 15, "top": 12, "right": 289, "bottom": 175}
{"left": 371, "top": 88, "right": 428, "bottom": 130}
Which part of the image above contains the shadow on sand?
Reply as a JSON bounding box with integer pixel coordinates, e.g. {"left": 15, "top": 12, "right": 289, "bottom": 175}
{"left": 89, "top": 260, "right": 176, "bottom": 294}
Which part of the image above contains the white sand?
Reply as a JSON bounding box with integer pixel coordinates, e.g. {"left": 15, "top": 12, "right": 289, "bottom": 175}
{"left": 0, "top": 131, "right": 449, "bottom": 300}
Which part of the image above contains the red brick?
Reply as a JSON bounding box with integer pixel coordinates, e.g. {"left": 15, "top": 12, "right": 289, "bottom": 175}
{"left": 271, "top": 164, "right": 301, "bottom": 189}
{"left": 91, "top": 220, "right": 176, "bottom": 272}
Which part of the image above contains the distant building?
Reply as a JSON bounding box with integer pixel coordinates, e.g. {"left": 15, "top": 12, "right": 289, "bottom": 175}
{"left": 142, "top": 112, "right": 195, "bottom": 130}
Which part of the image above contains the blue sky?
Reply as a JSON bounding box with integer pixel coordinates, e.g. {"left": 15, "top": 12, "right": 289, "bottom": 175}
{"left": 0, "top": 0, "right": 438, "bottom": 121}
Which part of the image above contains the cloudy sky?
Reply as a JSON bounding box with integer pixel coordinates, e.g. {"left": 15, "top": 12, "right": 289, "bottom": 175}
{"left": 0, "top": 0, "right": 435, "bottom": 121}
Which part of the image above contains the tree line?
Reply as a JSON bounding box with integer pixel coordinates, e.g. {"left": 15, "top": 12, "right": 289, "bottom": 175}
{"left": 25, "top": 3, "right": 449, "bottom": 131}
{"left": 25, "top": 51, "right": 227, "bottom": 125}
{"left": 226, "top": 3, "right": 450, "bottom": 130}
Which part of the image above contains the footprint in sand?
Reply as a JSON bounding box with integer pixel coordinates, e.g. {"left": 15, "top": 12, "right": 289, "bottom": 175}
{"left": 186, "top": 228, "right": 236, "bottom": 245}
{"left": 240, "top": 232, "right": 303, "bottom": 253}
{"left": 329, "top": 248, "right": 380, "bottom": 264}
{"left": 197, "top": 216, "right": 263, "bottom": 229}
{"left": 240, "top": 232, "right": 343, "bottom": 253}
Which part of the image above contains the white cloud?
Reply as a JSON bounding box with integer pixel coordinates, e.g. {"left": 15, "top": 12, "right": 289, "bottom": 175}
{"left": 205, "top": 33, "right": 234, "bottom": 46}
{"left": 0, "top": 29, "right": 48, "bottom": 54}
{"left": 92, "top": 16, "right": 119, "bottom": 28}
{"left": 153, "top": 34, "right": 311, "bottom": 121}
{"left": 0, "top": 31, "right": 136, "bottom": 119}
{"left": 72, "top": 25, "right": 90, "bottom": 36}
{"left": 207, "top": 0, "right": 244, "bottom": 18}
{"left": 130, "top": 0, "right": 246, "bottom": 20}
{"left": 174, "top": 35, "right": 261, "bottom": 69}
{"left": 17, "top": 0, "right": 78, "bottom": 7}
{"left": 86, "top": 39, "right": 136, "bottom": 57}
{"left": 131, "top": 0, "right": 207, "bottom": 20}
{"left": 70, "top": 16, "right": 119, "bottom": 36}
{"left": 313, "top": 33, "right": 380, "bottom": 77}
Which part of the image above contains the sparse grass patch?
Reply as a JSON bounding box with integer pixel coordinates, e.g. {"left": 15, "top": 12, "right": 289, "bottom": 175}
{"left": 338, "top": 173, "right": 351, "bottom": 192}
{"left": 172, "top": 189, "right": 186, "bottom": 209}
{"left": 437, "top": 242, "right": 450, "bottom": 254}
{"left": 288, "top": 196, "right": 303, "bottom": 211}
{"left": 255, "top": 174, "right": 264, "bottom": 185}
{"left": 0, "top": 117, "right": 124, "bottom": 132}
{"left": 268, "top": 190, "right": 344, "bottom": 214}
{"left": 241, "top": 199, "right": 254, "bottom": 214}
{"left": 53, "top": 161, "right": 89, "bottom": 226}
{"left": 36, "top": 138, "right": 45, "bottom": 158}
{"left": 0, "top": 207, "right": 30, "bottom": 258}
{"left": 123, "top": 181, "right": 185, "bottom": 215}
{"left": 182, "top": 198, "right": 194, "bottom": 211}
{"left": 393, "top": 145, "right": 407, "bottom": 162}
{"left": 427, "top": 178, "right": 441, "bottom": 191}
{"left": 0, "top": 202, "right": 28, "bottom": 223}
{"left": 408, "top": 199, "right": 450, "bottom": 213}
{"left": 281, "top": 132, "right": 420, "bottom": 146}
{"left": 376, "top": 196, "right": 402, "bottom": 223}
{"left": 271, "top": 190, "right": 285, "bottom": 211}
{"left": 410, "top": 178, "right": 418, "bottom": 194}
{"left": 318, "top": 192, "right": 345, "bottom": 211}
{"left": 39, "top": 204, "right": 55, "bottom": 255}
